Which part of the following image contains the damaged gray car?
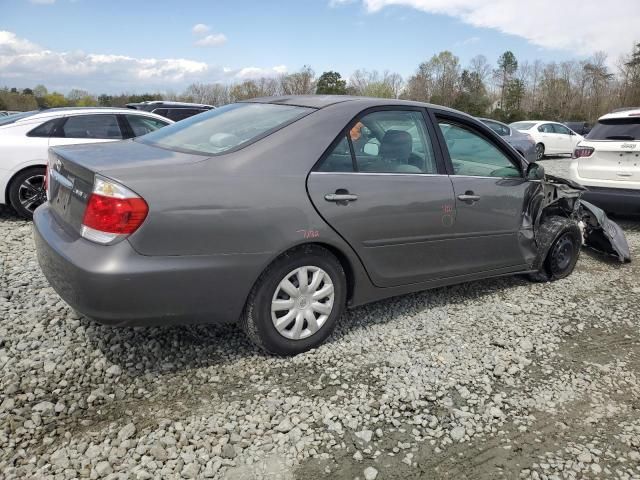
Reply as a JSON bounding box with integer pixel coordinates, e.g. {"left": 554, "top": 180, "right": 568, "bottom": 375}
{"left": 33, "top": 96, "right": 631, "bottom": 355}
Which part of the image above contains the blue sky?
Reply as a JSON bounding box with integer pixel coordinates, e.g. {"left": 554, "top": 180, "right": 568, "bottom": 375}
{"left": 1, "top": 0, "right": 638, "bottom": 93}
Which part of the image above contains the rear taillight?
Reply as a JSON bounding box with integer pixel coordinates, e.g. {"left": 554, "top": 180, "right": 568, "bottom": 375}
{"left": 524, "top": 133, "right": 534, "bottom": 143}
{"left": 573, "top": 146, "right": 594, "bottom": 158}
{"left": 81, "top": 175, "right": 148, "bottom": 244}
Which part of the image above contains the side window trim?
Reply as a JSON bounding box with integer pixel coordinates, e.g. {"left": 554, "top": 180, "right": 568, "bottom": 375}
{"left": 313, "top": 106, "right": 447, "bottom": 175}
{"left": 430, "top": 110, "right": 525, "bottom": 178}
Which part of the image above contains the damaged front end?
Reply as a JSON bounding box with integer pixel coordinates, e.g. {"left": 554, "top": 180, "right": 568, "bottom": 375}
{"left": 522, "top": 169, "right": 631, "bottom": 269}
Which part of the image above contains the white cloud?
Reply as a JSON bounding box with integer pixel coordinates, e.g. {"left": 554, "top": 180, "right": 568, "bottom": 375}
{"left": 235, "top": 65, "right": 288, "bottom": 79}
{"left": 351, "top": 0, "right": 640, "bottom": 61}
{"left": 191, "top": 23, "right": 211, "bottom": 35}
{"left": 194, "top": 33, "right": 227, "bottom": 47}
{"left": 0, "top": 31, "right": 283, "bottom": 92}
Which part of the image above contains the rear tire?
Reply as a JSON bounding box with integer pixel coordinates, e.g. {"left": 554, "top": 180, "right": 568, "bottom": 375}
{"left": 535, "top": 143, "right": 545, "bottom": 161}
{"left": 528, "top": 216, "right": 581, "bottom": 282}
{"left": 8, "top": 167, "right": 47, "bottom": 220}
{"left": 240, "top": 245, "right": 346, "bottom": 355}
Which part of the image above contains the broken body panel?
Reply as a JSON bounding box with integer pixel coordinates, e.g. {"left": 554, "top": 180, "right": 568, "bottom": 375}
{"left": 524, "top": 172, "right": 631, "bottom": 265}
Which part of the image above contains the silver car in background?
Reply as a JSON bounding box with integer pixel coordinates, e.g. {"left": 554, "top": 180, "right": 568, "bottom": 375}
{"left": 479, "top": 118, "right": 536, "bottom": 162}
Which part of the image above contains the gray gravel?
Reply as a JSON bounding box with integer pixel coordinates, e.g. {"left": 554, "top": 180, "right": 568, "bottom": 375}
{"left": 1, "top": 171, "right": 640, "bottom": 479}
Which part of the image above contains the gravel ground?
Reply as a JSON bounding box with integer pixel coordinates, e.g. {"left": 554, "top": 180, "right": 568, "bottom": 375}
{"left": 1, "top": 164, "right": 640, "bottom": 479}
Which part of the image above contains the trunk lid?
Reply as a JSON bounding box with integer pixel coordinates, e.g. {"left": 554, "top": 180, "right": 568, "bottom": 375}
{"left": 46, "top": 140, "right": 206, "bottom": 234}
{"left": 577, "top": 140, "right": 640, "bottom": 182}
{"left": 47, "top": 149, "right": 95, "bottom": 234}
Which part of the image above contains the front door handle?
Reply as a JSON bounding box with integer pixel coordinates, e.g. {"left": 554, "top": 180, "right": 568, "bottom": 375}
{"left": 457, "top": 193, "right": 480, "bottom": 203}
{"left": 325, "top": 193, "right": 358, "bottom": 202}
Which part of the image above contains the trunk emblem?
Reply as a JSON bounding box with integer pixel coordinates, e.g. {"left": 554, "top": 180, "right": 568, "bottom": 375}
{"left": 621, "top": 143, "right": 636, "bottom": 149}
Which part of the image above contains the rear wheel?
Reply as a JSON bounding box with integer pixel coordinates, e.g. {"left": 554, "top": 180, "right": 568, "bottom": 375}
{"left": 8, "top": 167, "right": 47, "bottom": 220}
{"left": 528, "top": 216, "right": 581, "bottom": 282}
{"left": 535, "top": 143, "right": 545, "bottom": 161}
{"left": 240, "top": 245, "right": 346, "bottom": 355}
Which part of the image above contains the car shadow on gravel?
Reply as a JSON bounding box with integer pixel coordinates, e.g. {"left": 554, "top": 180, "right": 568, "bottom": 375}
{"left": 81, "top": 272, "right": 527, "bottom": 377}
{"left": 0, "top": 205, "right": 26, "bottom": 222}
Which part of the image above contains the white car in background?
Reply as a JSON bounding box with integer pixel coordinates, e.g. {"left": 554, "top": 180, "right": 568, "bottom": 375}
{"left": 0, "top": 108, "right": 172, "bottom": 219}
{"left": 510, "top": 120, "right": 584, "bottom": 160}
{"left": 568, "top": 108, "right": 640, "bottom": 214}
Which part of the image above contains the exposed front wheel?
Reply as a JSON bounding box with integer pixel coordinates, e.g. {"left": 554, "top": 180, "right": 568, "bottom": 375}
{"left": 535, "top": 143, "right": 545, "bottom": 161}
{"left": 240, "top": 245, "right": 346, "bottom": 355}
{"left": 528, "top": 216, "right": 581, "bottom": 282}
{"left": 8, "top": 167, "right": 47, "bottom": 220}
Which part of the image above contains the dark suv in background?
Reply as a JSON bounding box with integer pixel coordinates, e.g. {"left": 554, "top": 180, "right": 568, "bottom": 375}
{"left": 126, "top": 101, "right": 214, "bottom": 122}
{"left": 563, "top": 121, "right": 591, "bottom": 136}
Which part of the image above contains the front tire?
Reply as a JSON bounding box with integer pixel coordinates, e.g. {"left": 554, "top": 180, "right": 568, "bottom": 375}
{"left": 8, "top": 167, "right": 47, "bottom": 220}
{"left": 528, "top": 216, "right": 581, "bottom": 282}
{"left": 535, "top": 143, "right": 545, "bottom": 161}
{"left": 240, "top": 245, "right": 346, "bottom": 355}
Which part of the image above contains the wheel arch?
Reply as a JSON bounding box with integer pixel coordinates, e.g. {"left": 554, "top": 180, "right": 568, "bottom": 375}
{"left": 246, "top": 241, "right": 358, "bottom": 311}
{"left": 4, "top": 163, "right": 46, "bottom": 205}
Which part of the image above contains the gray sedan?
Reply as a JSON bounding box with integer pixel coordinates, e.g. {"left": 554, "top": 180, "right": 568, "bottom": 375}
{"left": 33, "top": 96, "right": 627, "bottom": 355}
{"left": 479, "top": 118, "right": 537, "bottom": 162}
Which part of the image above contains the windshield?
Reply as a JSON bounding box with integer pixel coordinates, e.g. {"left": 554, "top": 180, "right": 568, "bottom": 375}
{"left": 0, "top": 111, "right": 38, "bottom": 126}
{"left": 509, "top": 122, "right": 536, "bottom": 130}
{"left": 587, "top": 118, "right": 640, "bottom": 141}
{"left": 137, "top": 102, "right": 313, "bottom": 155}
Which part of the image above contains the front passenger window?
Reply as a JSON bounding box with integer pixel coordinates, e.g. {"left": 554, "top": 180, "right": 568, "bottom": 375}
{"left": 438, "top": 121, "right": 521, "bottom": 178}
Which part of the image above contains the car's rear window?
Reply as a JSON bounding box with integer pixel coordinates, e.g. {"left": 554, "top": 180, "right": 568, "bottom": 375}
{"left": 509, "top": 122, "right": 536, "bottom": 130}
{"left": 137, "top": 102, "right": 313, "bottom": 155}
{"left": 587, "top": 118, "right": 640, "bottom": 141}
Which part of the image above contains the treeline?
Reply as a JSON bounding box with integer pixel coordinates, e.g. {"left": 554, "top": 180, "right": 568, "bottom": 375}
{"left": 2, "top": 43, "right": 639, "bottom": 123}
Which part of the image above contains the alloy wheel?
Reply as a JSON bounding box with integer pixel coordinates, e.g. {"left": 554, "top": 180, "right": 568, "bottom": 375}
{"left": 271, "top": 266, "right": 334, "bottom": 340}
{"left": 18, "top": 174, "right": 46, "bottom": 213}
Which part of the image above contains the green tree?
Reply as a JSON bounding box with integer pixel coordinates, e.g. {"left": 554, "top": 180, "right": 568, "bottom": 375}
{"left": 43, "top": 92, "right": 69, "bottom": 108}
{"left": 453, "top": 70, "right": 490, "bottom": 116}
{"left": 495, "top": 51, "right": 518, "bottom": 110}
{"left": 315, "top": 71, "right": 347, "bottom": 95}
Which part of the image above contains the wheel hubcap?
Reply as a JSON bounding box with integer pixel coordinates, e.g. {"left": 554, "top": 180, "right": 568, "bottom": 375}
{"left": 536, "top": 145, "right": 544, "bottom": 160}
{"left": 271, "top": 266, "right": 334, "bottom": 340}
{"left": 18, "top": 174, "right": 46, "bottom": 213}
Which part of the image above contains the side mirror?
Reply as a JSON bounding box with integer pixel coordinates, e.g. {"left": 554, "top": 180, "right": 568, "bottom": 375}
{"left": 526, "top": 162, "right": 545, "bottom": 180}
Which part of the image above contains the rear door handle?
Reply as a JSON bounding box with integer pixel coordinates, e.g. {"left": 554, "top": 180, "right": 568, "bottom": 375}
{"left": 325, "top": 193, "right": 358, "bottom": 202}
{"left": 457, "top": 194, "right": 480, "bottom": 203}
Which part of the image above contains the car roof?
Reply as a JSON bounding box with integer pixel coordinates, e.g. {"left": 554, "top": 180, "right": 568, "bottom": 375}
{"left": 126, "top": 101, "right": 214, "bottom": 108}
{"left": 599, "top": 108, "right": 640, "bottom": 120}
{"left": 242, "top": 94, "right": 460, "bottom": 113}
{"left": 4, "top": 107, "right": 172, "bottom": 124}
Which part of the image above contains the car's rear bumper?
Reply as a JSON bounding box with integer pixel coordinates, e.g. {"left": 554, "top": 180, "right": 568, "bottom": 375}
{"left": 33, "top": 204, "right": 270, "bottom": 326}
{"left": 581, "top": 186, "right": 640, "bottom": 215}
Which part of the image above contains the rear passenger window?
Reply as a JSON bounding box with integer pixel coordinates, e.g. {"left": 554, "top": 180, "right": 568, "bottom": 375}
{"left": 27, "top": 119, "right": 59, "bottom": 137}
{"left": 317, "top": 110, "right": 438, "bottom": 174}
{"left": 59, "top": 115, "right": 122, "bottom": 139}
